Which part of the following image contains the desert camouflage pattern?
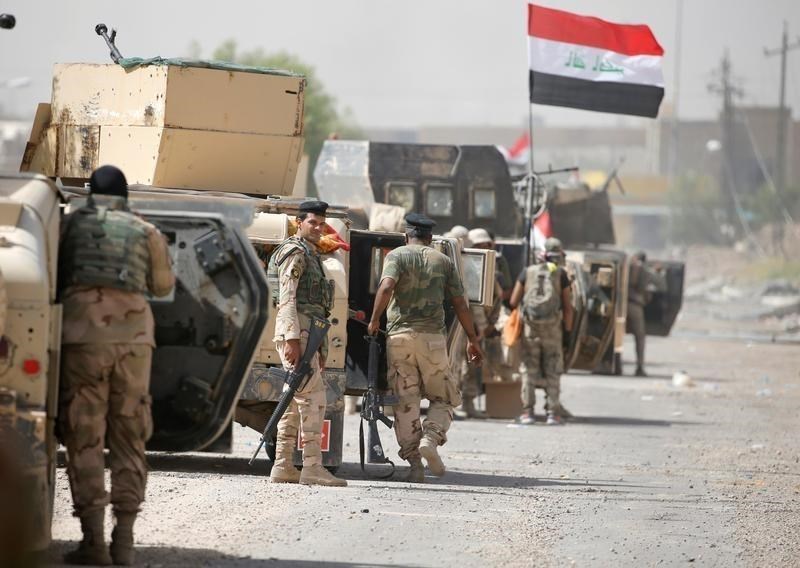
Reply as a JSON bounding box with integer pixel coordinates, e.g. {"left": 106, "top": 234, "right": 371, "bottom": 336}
{"left": 271, "top": 236, "right": 330, "bottom": 467}
{"left": 388, "top": 331, "right": 461, "bottom": 460}
{"left": 60, "top": 212, "right": 175, "bottom": 346}
{"left": 272, "top": 242, "right": 330, "bottom": 359}
{"left": 58, "top": 344, "right": 153, "bottom": 516}
{"left": 457, "top": 304, "right": 490, "bottom": 400}
{"left": 58, "top": 202, "right": 174, "bottom": 520}
{"left": 519, "top": 320, "right": 563, "bottom": 412}
{"left": 275, "top": 329, "right": 326, "bottom": 468}
{"left": 381, "top": 244, "right": 464, "bottom": 336}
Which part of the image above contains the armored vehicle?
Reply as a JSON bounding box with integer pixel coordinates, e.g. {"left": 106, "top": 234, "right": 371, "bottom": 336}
{"left": 315, "top": 140, "right": 522, "bottom": 237}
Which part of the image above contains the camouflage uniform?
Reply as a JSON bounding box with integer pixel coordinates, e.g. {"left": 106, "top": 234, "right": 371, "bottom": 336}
{"left": 58, "top": 197, "right": 174, "bottom": 520}
{"left": 626, "top": 262, "right": 666, "bottom": 373}
{"left": 381, "top": 244, "right": 464, "bottom": 461}
{"left": 268, "top": 237, "right": 331, "bottom": 470}
{"left": 519, "top": 262, "right": 565, "bottom": 414}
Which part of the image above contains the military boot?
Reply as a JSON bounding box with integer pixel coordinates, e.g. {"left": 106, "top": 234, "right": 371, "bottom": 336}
{"left": 109, "top": 512, "right": 136, "bottom": 566}
{"left": 419, "top": 438, "right": 446, "bottom": 477}
{"left": 405, "top": 458, "right": 425, "bottom": 483}
{"left": 463, "top": 397, "right": 488, "bottom": 420}
{"left": 63, "top": 511, "right": 112, "bottom": 566}
{"left": 270, "top": 459, "right": 301, "bottom": 484}
{"left": 299, "top": 464, "right": 347, "bottom": 487}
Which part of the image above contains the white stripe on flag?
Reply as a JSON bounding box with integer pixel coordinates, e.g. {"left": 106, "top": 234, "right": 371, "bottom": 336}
{"left": 529, "top": 36, "right": 663, "bottom": 87}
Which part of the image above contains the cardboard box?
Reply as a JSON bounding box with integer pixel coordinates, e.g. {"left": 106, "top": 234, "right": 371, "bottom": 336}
{"left": 485, "top": 381, "right": 522, "bottom": 419}
{"left": 51, "top": 63, "right": 305, "bottom": 137}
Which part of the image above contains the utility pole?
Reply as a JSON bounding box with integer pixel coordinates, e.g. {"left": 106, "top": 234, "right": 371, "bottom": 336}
{"left": 708, "top": 50, "right": 743, "bottom": 235}
{"left": 668, "top": 0, "right": 684, "bottom": 182}
{"left": 764, "top": 22, "right": 800, "bottom": 219}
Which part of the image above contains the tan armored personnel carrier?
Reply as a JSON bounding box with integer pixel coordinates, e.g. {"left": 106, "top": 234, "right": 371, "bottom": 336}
{"left": 7, "top": 56, "right": 498, "bottom": 552}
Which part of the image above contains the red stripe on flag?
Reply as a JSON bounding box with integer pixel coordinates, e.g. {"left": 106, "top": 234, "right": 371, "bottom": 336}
{"left": 528, "top": 4, "right": 664, "bottom": 57}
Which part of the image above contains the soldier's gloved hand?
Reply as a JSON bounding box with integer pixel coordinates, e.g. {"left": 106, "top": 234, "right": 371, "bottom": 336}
{"left": 467, "top": 339, "right": 484, "bottom": 366}
{"left": 284, "top": 339, "right": 301, "bottom": 368}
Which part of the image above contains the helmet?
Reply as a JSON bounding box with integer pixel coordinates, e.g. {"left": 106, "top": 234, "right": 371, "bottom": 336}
{"left": 89, "top": 165, "right": 128, "bottom": 199}
{"left": 467, "top": 228, "right": 492, "bottom": 247}
{"left": 449, "top": 225, "right": 469, "bottom": 239}
{"left": 544, "top": 237, "right": 563, "bottom": 253}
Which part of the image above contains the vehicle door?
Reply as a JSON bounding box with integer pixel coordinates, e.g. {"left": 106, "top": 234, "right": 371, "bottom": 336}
{"left": 566, "top": 250, "right": 620, "bottom": 372}
{"left": 344, "top": 230, "right": 406, "bottom": 394}
{"left": 644, "top": 261, "right": 685, "bottom": 336}
{"left": 132, "top": 201, "right": 269, "bottom": 452}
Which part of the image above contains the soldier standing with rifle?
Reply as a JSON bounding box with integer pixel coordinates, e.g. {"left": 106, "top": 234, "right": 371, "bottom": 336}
{"left": 368, "top": 213, "right": 483, "bottom": 483}
{"left": 265, "top": 200, "right": 346, "bottom": 487}
{"left": 58, "top": 165, "right": 175, "bottom": 565}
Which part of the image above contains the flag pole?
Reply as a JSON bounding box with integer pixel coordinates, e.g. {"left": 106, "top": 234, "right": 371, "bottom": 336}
{"left": 525, "top": 4, "right": 537, "bottom": 266}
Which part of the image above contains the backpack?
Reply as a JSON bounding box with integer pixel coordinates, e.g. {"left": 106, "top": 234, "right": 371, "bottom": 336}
{"left": 522, "top": 263, "right": 561, "bottom": 321}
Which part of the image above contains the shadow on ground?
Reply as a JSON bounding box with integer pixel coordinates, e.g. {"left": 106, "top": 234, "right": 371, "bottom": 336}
{"left": 569, "top": 415, "right": 702, "bottom": 427}
{"left": 48, "top": 541, "right": 409, "bottom": 567}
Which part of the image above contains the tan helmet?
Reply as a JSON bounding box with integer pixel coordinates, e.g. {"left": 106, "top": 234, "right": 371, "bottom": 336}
{"left": 544, "top": 237, "right": 563, "bottom": 253}
{"left": 467, "top": 228, "right": 493, "bottom": 247}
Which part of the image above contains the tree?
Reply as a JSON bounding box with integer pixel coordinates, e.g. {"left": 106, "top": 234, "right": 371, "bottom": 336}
{"left": 207, "top": 40, "right": 362, "bottom": 192}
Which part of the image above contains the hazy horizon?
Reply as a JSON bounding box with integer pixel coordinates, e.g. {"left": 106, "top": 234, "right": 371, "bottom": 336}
{"left": 1, "top": 1, "right": 799, "bottom": 130}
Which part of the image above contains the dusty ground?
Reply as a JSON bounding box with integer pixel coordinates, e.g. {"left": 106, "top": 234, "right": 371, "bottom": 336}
{"left": 47, "top": 322, "right": 800, "bottom": 567}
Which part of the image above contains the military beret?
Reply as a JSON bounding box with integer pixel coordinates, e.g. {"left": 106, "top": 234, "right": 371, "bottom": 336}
{"left": 298, "top": 200, "right": 329, "bottom": 215}
{"left": 404, "top": 212, "right": 436, "bottom": 230}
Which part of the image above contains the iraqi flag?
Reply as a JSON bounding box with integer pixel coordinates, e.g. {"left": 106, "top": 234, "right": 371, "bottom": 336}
{"left": 497, "top": 131, "right": 531, "bottom": 167}
{"left": 528, "top": 4, "right": 665, "bottom": 118}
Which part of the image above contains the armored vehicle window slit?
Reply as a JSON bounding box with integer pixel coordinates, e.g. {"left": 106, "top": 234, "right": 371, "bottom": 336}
{"left": 385, "top": 182, "right": 416, "bottom": 213}
{"left": 472, "top": 187, "right": 496, "bottom": 219}
{"left": 424, "top": 183, "right": 454, "bottom": 217}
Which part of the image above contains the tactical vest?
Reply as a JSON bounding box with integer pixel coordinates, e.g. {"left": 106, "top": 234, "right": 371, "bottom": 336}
{"left": 522, "top": 262, "right": 562, "bottom": 322}
{"left": 267, "top": 237, "right": 333, "bottom": 319}
{"left": 60, "top": 197, "right": 151, "bottom": 293}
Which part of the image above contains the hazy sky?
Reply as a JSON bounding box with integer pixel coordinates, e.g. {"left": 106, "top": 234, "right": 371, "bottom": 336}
{"left": 1, "top": 0, "right": 799, "bottom": 129}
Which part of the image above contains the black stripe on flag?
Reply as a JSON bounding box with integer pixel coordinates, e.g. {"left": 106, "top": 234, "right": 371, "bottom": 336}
{"left": 530, "top": 71, "right": 665, "bottom": 118}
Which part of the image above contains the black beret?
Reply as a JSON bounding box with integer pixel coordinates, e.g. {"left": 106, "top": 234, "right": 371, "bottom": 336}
{"left": 404, "top": 212, "right": 436, "bottom": 230}
{"left": 298, "top": 200, "right": 329, "bottom": 215}
{"left": 90, "top": 165, "right": 128, "bottom": 199}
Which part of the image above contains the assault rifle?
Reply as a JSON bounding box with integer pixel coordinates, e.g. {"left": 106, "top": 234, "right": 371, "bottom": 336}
{"left": 359, "top": 334, "right": 397, "bottom": 478}
{"left": 248, "top": 317, "right": 330, "bottom": 466}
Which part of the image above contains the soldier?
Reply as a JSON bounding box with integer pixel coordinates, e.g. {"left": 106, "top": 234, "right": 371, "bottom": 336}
{"left": 58, "top": 165, "right": 175, "bottom": 565}
{"left": 266, "top": 200, "right": 346, "bottom": 487}
{"left": 509, "top": 237, "right": 573, "bottom": 426}
{"left": 367, "top": 213, "right": 483, "bottom": 483}
{"left": 627, "top": 251, "right": 666, "bottom": 377}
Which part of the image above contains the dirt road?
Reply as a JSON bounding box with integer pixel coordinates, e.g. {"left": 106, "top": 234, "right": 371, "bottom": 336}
{"left": 48, "top": 331, "right": 800, "bottom": 567}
